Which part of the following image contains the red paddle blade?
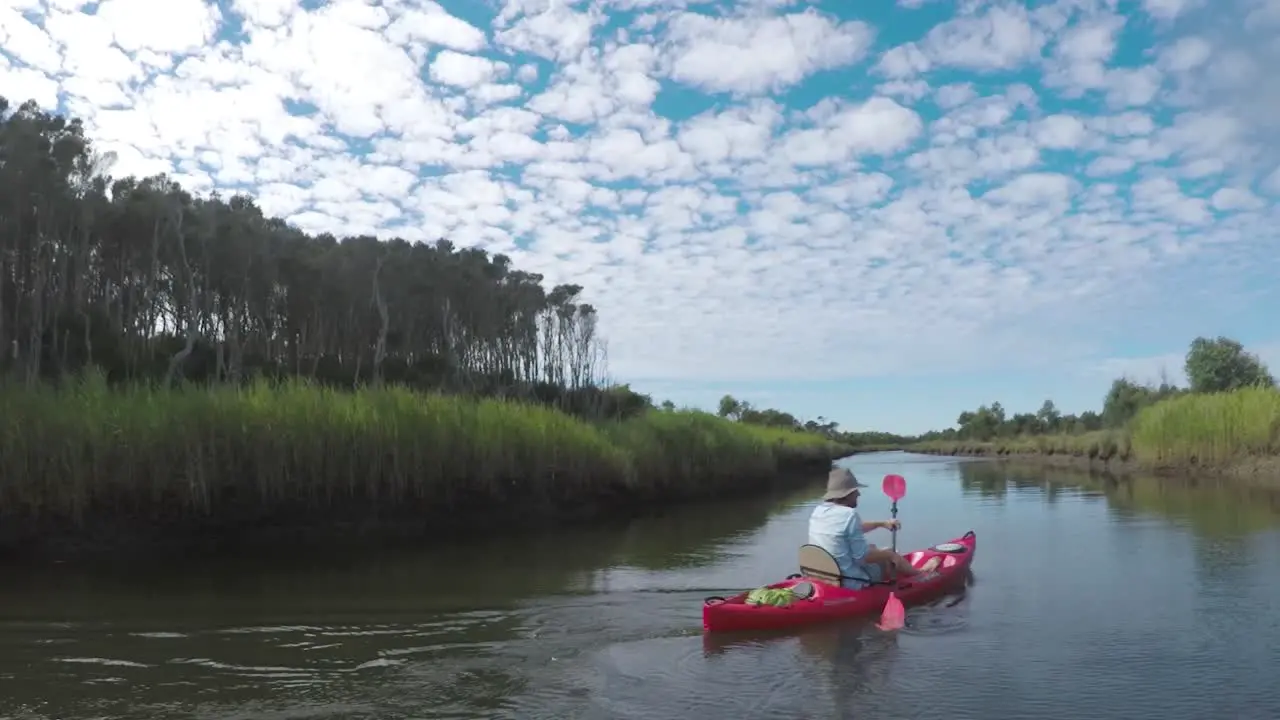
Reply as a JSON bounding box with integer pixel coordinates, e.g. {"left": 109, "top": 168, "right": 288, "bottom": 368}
{"left": 882, "top": 473, "right": 906, "bottom": 501}
{"left": 877, "top": 592, "right": 906, "bottom": 631}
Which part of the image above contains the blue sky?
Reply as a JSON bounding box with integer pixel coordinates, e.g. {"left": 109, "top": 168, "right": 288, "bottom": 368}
{"left": 3, "top": 0, "right": 1278, "bottom": 435}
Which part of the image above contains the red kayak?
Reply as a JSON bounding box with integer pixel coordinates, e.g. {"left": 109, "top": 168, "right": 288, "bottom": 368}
{"left": 702, "top": 530, "right": 976, "bottom": 633}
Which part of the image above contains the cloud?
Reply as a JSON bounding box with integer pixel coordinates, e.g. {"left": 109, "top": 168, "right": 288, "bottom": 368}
{"left": 1089, "top": 351, "right": 1187, "bottom": 387}
{"left": 662, "top": 8, "right": 875, "bottom": 94}
{"left": 386, "top": 2, "right": 488, "bottom": 52}
{"left": 1033, "top": 113, "right": 1087, "bottom": 148}
{"left": 877, "top": 3, "right": 1047, "bottom": 76}
{"left": 430, "top": 49, "right": 507, "bottom": 88}
{"left": 1, "top": 0, "right": 1277, "bottom": 426}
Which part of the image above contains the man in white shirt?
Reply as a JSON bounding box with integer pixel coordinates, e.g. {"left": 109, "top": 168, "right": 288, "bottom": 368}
{"left": 808, "top": 467, "right": 938, "bottom": 588}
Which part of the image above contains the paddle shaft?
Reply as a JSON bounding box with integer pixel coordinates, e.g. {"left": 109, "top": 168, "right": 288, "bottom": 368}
{"left": 890, "top": 500, "right": 899, "bottom": 552}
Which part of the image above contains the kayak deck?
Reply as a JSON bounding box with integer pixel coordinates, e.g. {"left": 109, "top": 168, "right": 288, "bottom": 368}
{"left": 702, "top": 530, "right": 976, "bottom": 633}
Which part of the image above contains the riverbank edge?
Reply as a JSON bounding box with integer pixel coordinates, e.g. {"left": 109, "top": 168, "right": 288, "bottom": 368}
{"left": 0, "top": 448, "right": 860, "bottom": 569}
{"left": 903, "top": 446, "right": 1280, "bottom": 483}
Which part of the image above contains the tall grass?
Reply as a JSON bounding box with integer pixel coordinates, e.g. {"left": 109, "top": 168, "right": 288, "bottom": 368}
{"left": 0, "top": 371, "right": 852, "bottom": 542}
{"left": 1128, "top": 387, "right": 1280, "bottom": 466}
{"left": 910, "top": 430, "right": 1132, "bottom": 462}
{"left": 908, "top": 387, "right": 1280, "bottom": 473}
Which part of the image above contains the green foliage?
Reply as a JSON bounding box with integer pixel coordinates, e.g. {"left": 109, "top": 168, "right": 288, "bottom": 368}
{"left": 907, "top": 336, "right": 1280, "bottom": 470}
{"left": 917, "top": 400, "right": 1101, "bottom": 442}
{"left": 913, "top": 429, "right": 1132, "bottom": 463}
{"left": 1184, "top": 336, "right": 1276, "bottom": 394}
{"left": 0, "top": 371, "right": 853, "bottom": 537}
{"left": 717, "top": 395, "right": 742, "bottom": 419}
{"left": 709, "top": 394, "right": 914, "bottom": 448}
{"left": 0, "top": 95, "right": 650, "bottom": 423}
{"left": 1129, "top": 387, "right": 1280, "bottom": 466}
{"left": 1101, "top": 377, "right": 1182, "bottom": 428}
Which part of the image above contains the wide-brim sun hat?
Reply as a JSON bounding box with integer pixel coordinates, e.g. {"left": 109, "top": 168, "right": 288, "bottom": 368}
{"left": 822, "top": 467, "right": 867, "bottom": 501}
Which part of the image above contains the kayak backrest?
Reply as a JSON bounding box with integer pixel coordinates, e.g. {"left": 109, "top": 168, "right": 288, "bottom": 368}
{"left": 798, "top": 544, "right": 842, "bottom": 584}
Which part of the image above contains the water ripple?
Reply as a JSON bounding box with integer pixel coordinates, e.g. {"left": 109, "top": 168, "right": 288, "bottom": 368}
{"left": 2, "top": 456, "right": 1279, "bottom": 720}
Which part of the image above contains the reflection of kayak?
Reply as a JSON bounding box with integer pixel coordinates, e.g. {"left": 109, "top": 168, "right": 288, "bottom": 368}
{"left": 702, "top": 530, "right": 977, "bottom": 634}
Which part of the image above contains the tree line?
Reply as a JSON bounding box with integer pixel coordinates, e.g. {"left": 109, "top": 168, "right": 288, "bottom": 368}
{"left": 0, "top": 96, "right": 670, "bottom": 419}
{"left": 916, "top": 336, "right": 1276, "bottom": 442}
{"left": 0, "top": 95, "right": 866, "bottom": 431}
{"left": 714, "top": 393, "right": 915, "bottom": 447}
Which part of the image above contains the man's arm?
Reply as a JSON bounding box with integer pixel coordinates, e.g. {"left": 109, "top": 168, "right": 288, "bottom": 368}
{"left": 860, "top": 520, "right": 898, "bottom": 533}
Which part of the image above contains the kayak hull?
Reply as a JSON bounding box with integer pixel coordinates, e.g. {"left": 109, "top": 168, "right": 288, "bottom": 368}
{"left": 702, "top": 530, "right": 976, "bottom": 634}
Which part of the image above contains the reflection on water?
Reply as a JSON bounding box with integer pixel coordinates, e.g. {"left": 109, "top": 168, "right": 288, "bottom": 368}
{"left": 957, "top": 458, "right": 1280, "bottom": 536}
{"left": 2, "top": 454, "right": 1279, "bottom": 719}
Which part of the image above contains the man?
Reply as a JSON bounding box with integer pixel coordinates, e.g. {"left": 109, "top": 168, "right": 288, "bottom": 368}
{"left": 808, "top": 467, "right": 938, "bottom": 588}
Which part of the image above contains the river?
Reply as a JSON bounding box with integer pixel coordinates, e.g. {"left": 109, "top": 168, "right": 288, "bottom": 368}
{"left": 2, "top": 451, "right": 1279, "bottom": 720}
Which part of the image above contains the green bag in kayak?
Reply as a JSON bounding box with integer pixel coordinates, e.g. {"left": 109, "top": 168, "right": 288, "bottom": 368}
{"left": 745, "top": 587, "right": 798, "bottom": 607}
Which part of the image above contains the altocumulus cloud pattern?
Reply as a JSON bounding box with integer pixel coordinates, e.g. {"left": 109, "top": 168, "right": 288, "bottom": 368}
{"left": 2, "top": 0, "right": 1279, "bottom": 429}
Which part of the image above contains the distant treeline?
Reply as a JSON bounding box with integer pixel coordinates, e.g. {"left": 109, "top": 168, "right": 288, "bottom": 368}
{"left": 913, "top": 336, "right": 1275, "bottom": 442}
{"left": 712, "top": 394, "right": 915, "bottom": 448}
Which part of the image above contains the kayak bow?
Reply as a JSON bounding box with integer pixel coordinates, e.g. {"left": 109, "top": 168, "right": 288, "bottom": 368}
{"left": 702, "top": 530, "right": 976, "bottom": 633}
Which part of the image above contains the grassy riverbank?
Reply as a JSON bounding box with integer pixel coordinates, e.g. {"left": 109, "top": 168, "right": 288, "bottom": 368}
{"left": 907, "top": 387, "right": 1280, "bottom": 480}
{"left": 0, "top": 374, "right": 852, "bottom": 561}
{"left": 910, "top": 430, "right": 1133, "bottom": 462}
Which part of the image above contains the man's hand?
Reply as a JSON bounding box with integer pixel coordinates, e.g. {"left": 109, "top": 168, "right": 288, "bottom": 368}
{"left": 882, "top": 519, "right": 901, "bottom": 531}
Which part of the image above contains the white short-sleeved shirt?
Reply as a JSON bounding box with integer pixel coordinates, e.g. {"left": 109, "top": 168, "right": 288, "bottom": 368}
{"left": 807, "top": 501, "right": 872, "bottom": 585}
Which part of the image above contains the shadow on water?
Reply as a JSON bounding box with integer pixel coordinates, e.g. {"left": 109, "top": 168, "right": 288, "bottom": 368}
{"left": 0, "top": 477, "right": 828, "bottom": 623}
{"left": 0, "top": 473, "right": 834, "bottom": 720}
{"left": 606, "top": 481, "right": 829, "bottom": 573}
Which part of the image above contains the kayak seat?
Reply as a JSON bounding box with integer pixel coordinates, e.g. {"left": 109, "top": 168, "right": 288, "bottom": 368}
{"left": 797, "top": 544, "right": 892, "bottom": 586}
{"left": 798, "top": 545, "right": 916, "bottom": 587}
{"left": 798, "top": 544, "right": 843, "bottom": 584}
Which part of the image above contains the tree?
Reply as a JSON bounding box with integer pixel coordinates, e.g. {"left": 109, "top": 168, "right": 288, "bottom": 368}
{"left": 0, "top": 95, "right": 646, "bottom": 417}
{"left": 955, "top": 404, "right": 1002, "bottom": 440}
{"left": 1102, "top": 378, "right": 1150, "bottom": 428}
{"left": 717, "top": 394, "right": 742, "bottom": 419}
{"left": 740, "top": 406, "right": 799, "bottom": 428}
{"left": 1078, "top": 410, "right": 1103, "bottom": 432}
{"left": 1100, "top": 377, "right": 1181, "bottom": 428}
{"left": 1184, "top": 336, "right": 1275, "bottom": 393}
{"left": 989, "top": 402, "right": 1005, "bottom": 422}
{"left": 910, "top": 337, "right": 1277, "bottom": 443}
{"left": 1036, "top": 399, "right": 1061, "bottom": 433}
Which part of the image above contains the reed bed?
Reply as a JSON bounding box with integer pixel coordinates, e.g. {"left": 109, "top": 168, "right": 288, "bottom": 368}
{"left": 1128, "top": 387, "right": 1280, "bottom": 466}
{"left": 0, "top": 372, "right": 852, "bottom": 540}
{"left": 910, "top": 430, "right": 1133, "bottom": 463}
{"left": 907, "top": 387, "right": 1280, "bottom": 474}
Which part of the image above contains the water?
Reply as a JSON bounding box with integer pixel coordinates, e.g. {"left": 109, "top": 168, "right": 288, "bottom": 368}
{"left": 3, "top": 452, "right": 1279, "bottom": 720}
